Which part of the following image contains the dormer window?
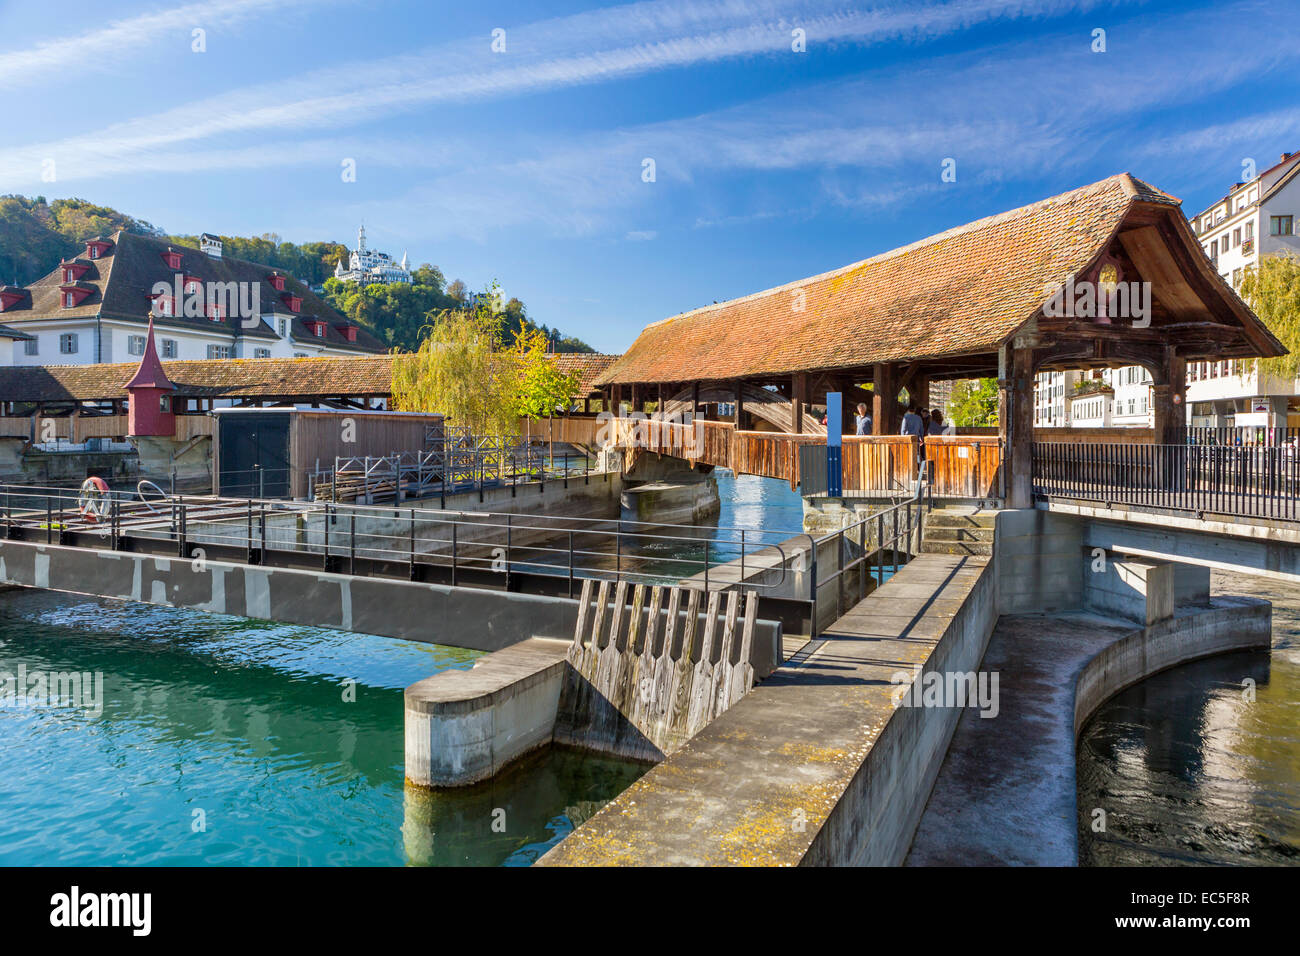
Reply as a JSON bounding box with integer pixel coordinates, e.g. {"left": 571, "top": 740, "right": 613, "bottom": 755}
{"left": 335, "top": 323, "right": 358, "bottom": 342}
{"left": 304, "top": 319, "right": 325, "bottom": 337}
{"left": 182, "top": 275, "right": 202, "bottom": 294}
{"left": 206, "top": 301, "right": 224, "bottom": 321}
{"left": 61, "top": 261, "right": 89, "bottom": 283}
{"left": 281, "top": 293, "right": 301, "bottom": 313}
{"left": 161, "top": 248, "right": 182, "bottom": 270}
{"left": 0, "top": 288, "right": 26, "bottom": 312}
{"left": 267, "top": 272, "right": 286, "bottom": 292}
{"left": 85, "top": 239, "right": 112, "bottom": 259}
{"left": 60, "top": 284, "right": 92, "bottom": 309}
{"left": 151, "top": 293, "right": 175, "bottom": 317}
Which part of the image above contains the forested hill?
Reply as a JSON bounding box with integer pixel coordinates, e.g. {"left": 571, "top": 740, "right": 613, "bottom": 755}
{"left": 0, "top": 194, "right": 595, "bottom": 353}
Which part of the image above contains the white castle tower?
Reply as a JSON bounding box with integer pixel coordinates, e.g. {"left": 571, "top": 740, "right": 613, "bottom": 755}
{"left": 334, "top": 224, "right": 413, "bottom": 287}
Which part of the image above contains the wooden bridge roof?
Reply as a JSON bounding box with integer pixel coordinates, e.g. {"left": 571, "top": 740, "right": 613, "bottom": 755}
{"left": 596, "top": 174, "right": 1283, "bottom": 386}
{"left": 0, "top": 351, "right": 621, "bottom": 405}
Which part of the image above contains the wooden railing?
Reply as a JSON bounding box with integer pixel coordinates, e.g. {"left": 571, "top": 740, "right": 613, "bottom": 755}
{"left": 0, "top": 413, "right": 215, "bottom": 443}
{"left": 528, "top": 415, "right": 1004, "bottom": 498}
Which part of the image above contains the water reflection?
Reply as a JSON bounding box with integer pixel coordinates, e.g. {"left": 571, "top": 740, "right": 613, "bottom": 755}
{"left": 1077, "top": 570, "right": 1300, "bottom": 865}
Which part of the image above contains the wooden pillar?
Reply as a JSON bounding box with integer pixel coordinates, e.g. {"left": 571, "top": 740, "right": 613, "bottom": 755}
{"left": 792, "top": 372, "right": 808, "bottom": 433}
{"left": 912, "top": 375, "right": 930, "bottom": 412}
{"left": 871, "top": 363, "right": 898, "bottom": 435}
{"left": 1151, "top": 347, "right": 1187, "bottom": 442}
{"left": 692, "top": 381, "right": 701, "bottom": 421}
{"left": 733, "top": 381, "right": 744, "bottom": 428}
{"left": 1000, "top": 345, "right": 1035, "bottom": 508}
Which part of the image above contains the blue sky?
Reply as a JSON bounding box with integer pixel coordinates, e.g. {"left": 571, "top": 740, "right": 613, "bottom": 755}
{"left": 0, "top": 0, "right": 1296, "bottom": 352}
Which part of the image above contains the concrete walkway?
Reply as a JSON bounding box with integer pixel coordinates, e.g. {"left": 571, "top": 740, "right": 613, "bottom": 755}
{"left": 538, "top": 552, "right": 995, "bottom": 866}
{"left": 906, "top": 597, "right": 1269, "bottom": 866}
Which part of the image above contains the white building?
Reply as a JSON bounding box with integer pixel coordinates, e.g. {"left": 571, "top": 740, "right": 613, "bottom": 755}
{"left": 0, "top": 231, "right": 387, "bottom": 366}
{"left": 333, "top": 225, "right": 412, "bottom": 287}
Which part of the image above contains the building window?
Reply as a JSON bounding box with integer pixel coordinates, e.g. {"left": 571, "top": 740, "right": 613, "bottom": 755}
{"left": 59, "top": 333, "right": 78, "bottom": 354}
{"left": 293, "top": 352, "right": 307, "bottom": 358}
{"left": 89, "top": 247, "right": 99, "bottom": 259}
{"left": 1233, "top": 268, "right": 1242, "bottom": 287}
{"left": 278, "top": 318, "right": 287, "bottom": 337}
{"left": 1270, "top": 215, "right": 1294, "bottom": 236}
{"left": 127, "top": 335, "right": 146, "bottom": 356}
{"left": 161, "top": 338, "right": 178, "bottom": 358}
{"left": 23, "top": 338, "right": 37, "bottom": 356}
{"left": 64, "top": 293, "right": 75, "bottom": 307}
{"left": 1233, "top": 227, "right": 1241, "bottom": 247}
{"left": 206, "top": 345, "right": 233, "bottom": 359}
{"left": 254, "top": 347, "right": 271, "bottom": 358}
{"left": 1246, "top": 221, "right": 1254, "bottom": 240}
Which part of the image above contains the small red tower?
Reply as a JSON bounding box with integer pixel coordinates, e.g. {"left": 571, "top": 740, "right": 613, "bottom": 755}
{"left": 126, "top": 315, "right": 176, "bottom": 437}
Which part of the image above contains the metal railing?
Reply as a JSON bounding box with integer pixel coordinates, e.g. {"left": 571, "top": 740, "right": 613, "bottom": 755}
{"left": 0, "top": 482, "right": 797, "bottom": 599}
{"left": 307, "top": 433, "right": 606, "bottom": 504}
{"left": 812, "top": 461, "right": 929, "bottom": 619}
{"left": 0, "top": 463, "right": 934, "bottom": 635}
{"left": 1034, "top": 439, "right": 1300, "bottom": 521}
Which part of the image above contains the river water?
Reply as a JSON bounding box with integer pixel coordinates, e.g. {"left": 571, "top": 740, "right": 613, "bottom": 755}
{"left": 0, "top": 471, "right": 800, "bottom": 867}
{"left": 1076, "top": 571, "right": 1300, "bottom": 865}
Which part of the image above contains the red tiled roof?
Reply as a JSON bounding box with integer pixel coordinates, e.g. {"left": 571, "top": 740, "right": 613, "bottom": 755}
{"left": 552, "top": 353, "right": 620, "bottom": 395}
{"left": 597, "top": 174, "right": 1189, "bottom": 386}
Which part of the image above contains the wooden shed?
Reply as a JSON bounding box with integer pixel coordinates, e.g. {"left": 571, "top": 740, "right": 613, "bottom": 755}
{"left": 212, "top": 408, "right": 444, "bottom": 498}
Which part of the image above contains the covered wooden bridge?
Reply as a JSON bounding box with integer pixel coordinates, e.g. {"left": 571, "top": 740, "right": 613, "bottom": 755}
{"left": 583, "top": 173, "right": 1284, "bottom": 509}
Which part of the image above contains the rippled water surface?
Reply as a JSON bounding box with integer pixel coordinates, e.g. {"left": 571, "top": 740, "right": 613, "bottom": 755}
{"left": 1077, "top": 572, "right": 1300, "bottom": 865}
{"left": 0, "top": 590, "right": 644, "bottom": 866}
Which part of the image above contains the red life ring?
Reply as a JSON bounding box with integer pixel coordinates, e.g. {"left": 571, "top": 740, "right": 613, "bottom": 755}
{"left": 78, "top": 476, "right": 110, "bottom": 523}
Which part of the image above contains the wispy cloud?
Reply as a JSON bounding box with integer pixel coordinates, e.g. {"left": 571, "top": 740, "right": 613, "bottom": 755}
{"left": 0, "top": 0, "right": 1121, "bottom": 184}
{"left": 0, "top": 0, "right": 335, "bottom": 92}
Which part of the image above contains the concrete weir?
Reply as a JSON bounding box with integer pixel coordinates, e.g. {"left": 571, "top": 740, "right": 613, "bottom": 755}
{"left": 533, "top": 506, "right": 1277, "bottom": 866}
{"left": 538, "top": 552, "right": 998, "bottom": 866}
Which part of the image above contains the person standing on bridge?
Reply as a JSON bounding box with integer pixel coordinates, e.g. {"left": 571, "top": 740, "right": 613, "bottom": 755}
{"left": 855, "top": 403, "right": 873, "bottom": 435}
{"left": 900, "top": 403, "right": 924, "bottom": 438}
{"left": 928, "top": 409, "right": 954, "bottom": 436}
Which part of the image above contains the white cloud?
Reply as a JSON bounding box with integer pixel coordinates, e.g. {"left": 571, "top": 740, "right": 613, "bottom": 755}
{"left": 0, "top": 0, "right": 1122, "bottom": 184}
{"left": 0, "top": 0, "right": 335, "bottom": 91}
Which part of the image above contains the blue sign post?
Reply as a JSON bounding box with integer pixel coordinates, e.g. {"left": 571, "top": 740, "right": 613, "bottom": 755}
{"left": 826, "top": 391, "right": 842, "bottom": 497}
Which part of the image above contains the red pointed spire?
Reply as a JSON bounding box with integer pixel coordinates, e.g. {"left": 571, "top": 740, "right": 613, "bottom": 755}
{"left": 126, "top": 314, "right": 174, "bottom": 391}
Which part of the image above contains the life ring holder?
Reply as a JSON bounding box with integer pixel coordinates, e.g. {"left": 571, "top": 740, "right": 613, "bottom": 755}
{"left": 137, "top": 480, "right": 169, "bottom": 514}
{"left": 77, "top": 476, "right": 110, "bottom": 523}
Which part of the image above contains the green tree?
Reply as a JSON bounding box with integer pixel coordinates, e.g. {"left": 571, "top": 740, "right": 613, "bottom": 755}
{"left": 389, "top": 283, "right": 519, "bottom": 434}
{"left": 513, "top": 325, "right": 581, "bottom": 419}
{"left": 1239, "top": 254, "right": 1300, "bottom": 380}
{"left": 948, "top": 378, "right": 999, "bottom": 427}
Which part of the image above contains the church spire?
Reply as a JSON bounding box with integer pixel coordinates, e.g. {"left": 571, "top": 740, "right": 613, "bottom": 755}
{"left": 357, "top": 223, "right": 366, "bottom": 252}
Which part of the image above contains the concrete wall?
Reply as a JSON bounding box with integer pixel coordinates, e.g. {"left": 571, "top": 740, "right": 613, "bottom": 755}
{"left": 620, "top": 477, "right": 719, "bottom": 524}
{"left": 405, "top": 637, "right": 570, "bottom": 787}
{"left": 1073, "top": 598, "right": 1271, "bottom": 738}
{"left": 0, "top": 537, "right": 582, "bottom": 652}
{"left": 995, "top": 508, "right": 1083, "bottom": 613}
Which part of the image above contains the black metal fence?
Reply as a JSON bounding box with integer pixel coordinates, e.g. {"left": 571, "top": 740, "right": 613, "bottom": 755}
{"left": 1034, "top": 438, "right": 1300, "bottom": 521}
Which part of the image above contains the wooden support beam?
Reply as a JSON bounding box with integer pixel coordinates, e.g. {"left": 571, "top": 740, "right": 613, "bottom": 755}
{"left": 792, "top": 372, "right": 808, "bottom": 433}
{"left": 1001, "top": 346, "right": 1035, "bottom": 508}
{"left": 692, "top": 381, "right": 701, "bottom": 421}
{"left": 733, "top": 381, "right": 744, "bottom": 428}
{"left": 871, "top": 363, "right": 898, "bottom": 435}
{"left": 1151, "top": 345, "right": 1187, "bottom": 441}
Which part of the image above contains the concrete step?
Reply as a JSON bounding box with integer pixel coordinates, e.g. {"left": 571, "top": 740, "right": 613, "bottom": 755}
{"left": 920, "top": 540, "right": 993, "bottom": 556}
{"left": 924, "top": 510, "right": 998, "bottom": 530}
{"left": 923, "top": 526, "right": 995, "bottom": 543}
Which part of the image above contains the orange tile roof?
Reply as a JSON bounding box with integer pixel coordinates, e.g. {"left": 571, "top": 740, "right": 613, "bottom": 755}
{"left": 0, "top": 351, "right": 620, "bottom": 404}
{"left": 597, "top": 174, "right": 1185, "bottom": 386}
{"left": 551, "top": 353, "right": 620, "bottom": 395}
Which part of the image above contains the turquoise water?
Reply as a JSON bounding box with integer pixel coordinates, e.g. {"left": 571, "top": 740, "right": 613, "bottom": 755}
{"left": 1077, "top": 573, "right": 1300, "bottom": 866}
{"left": 0, "top": 589, "right": 645, "bottom": 866}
